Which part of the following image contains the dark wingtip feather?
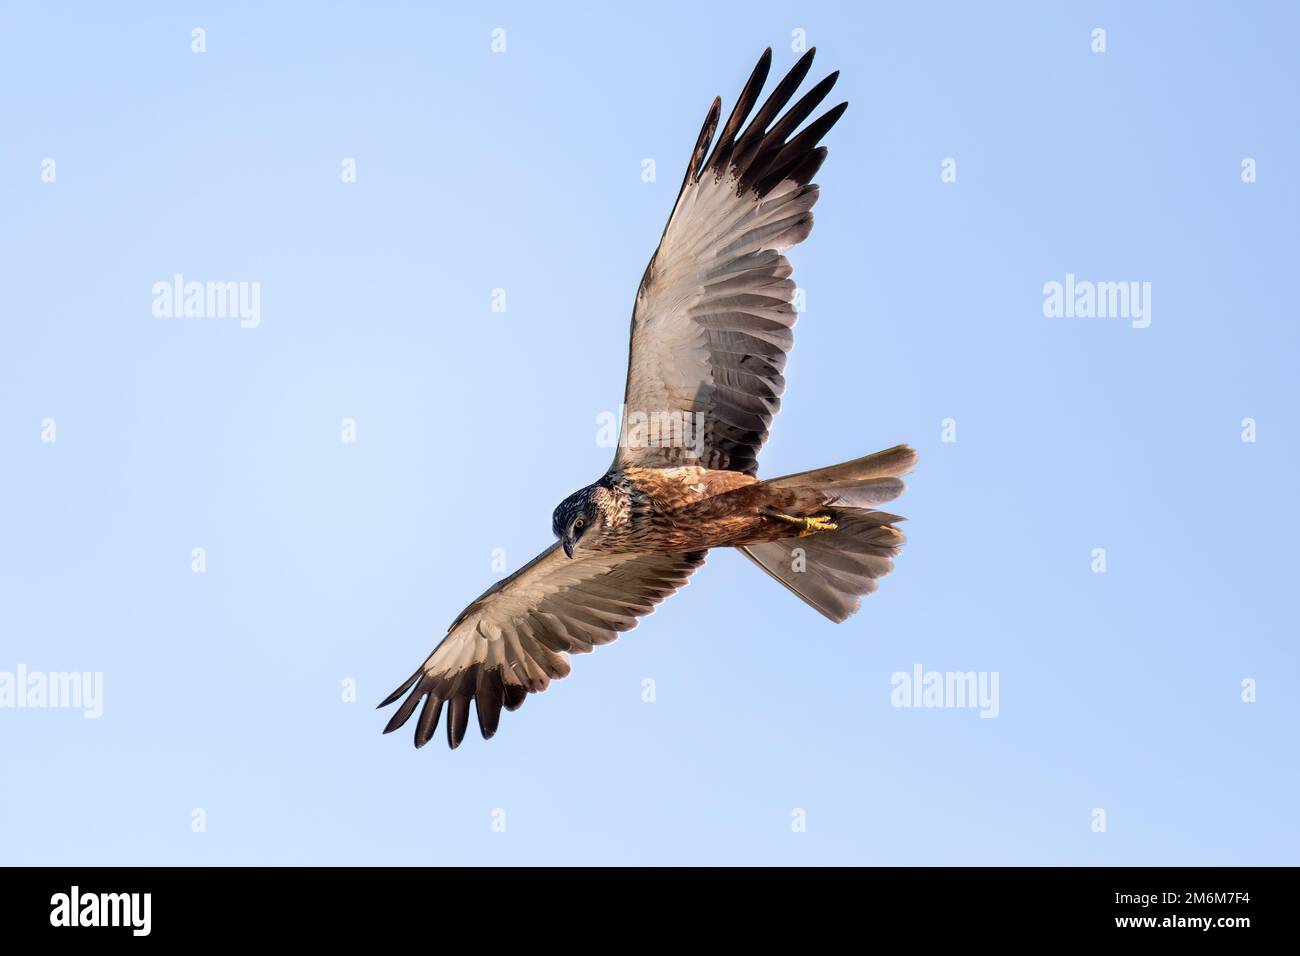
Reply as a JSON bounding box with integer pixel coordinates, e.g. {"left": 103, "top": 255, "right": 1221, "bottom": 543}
{"left": 377, "top": 670, "right": 420, "bottom": 708}
{"left": 747, "top": 100, "right": 847, "bottom": 194}
{"left": 503, "top": 683, "right": 528, "bottom": 712}
{"left": 690, "top": 97, "right": 722, "bottom": 183}
{"left": 701, "top": 50, "right": 842, "bottom": 201}
{"left": 383, "top": 681, "right": 424, "bottom": 734}
{"left": 413, "top": 693, "right": 444, "bottom": 749}
{"left": 475, "top": 668, "right": 504, "bottom": 740}
{"left": 729, "top": 49, "right": 819, "bottom": 159}
{"left": 768, "top": 71, "right": 840, "bottom": 142}
{"left": 787, "top": 147, "right": 828, "bottom": 187}
{"left": 703, "top": 49, "right": 772, "bottom": 174}
{"left": 446, "top": 694, "right": 471, "bottom": 749}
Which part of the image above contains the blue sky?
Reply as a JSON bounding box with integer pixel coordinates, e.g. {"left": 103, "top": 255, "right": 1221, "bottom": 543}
{"left": 1, "top": 2, "right": 1296, "bottom": 865}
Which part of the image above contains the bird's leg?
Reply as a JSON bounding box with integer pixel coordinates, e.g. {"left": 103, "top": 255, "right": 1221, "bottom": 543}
{"left": 761, "top": 508, "right": 838, "bottom": 537}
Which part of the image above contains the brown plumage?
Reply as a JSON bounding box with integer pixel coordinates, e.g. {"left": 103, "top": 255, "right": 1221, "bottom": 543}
{"left": 381, "top": 47, "right": 916, "bottom": 750}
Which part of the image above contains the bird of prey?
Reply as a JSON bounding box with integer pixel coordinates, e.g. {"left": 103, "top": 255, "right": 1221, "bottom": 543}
{"left": 381, "top": 47, "right": 916, "bottom": 750}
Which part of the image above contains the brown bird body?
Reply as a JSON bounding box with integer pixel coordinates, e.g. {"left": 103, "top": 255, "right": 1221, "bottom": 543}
{"left": 584, "top": 467, "right": 764, "bottom": 554}
{"left": 587, "top": 466, "right": 881, "bottom": 553}
{"left": 381, "top": 47, "right": 917, "bottom": 750}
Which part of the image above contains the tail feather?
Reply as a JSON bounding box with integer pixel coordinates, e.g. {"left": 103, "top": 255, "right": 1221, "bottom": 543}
{"left": 741, "top": 445, "right": 914, "bottom": 622}
{"left": 739, "top": 514, "right": 905, "bottom": 622}
{"left": 820, "top": 476, "right": 906, "bottom": 509}
{"left": 762, "top": 443, "right": 917, "bottom": 488}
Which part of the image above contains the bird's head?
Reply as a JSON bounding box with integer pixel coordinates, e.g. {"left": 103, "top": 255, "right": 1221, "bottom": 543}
{"left": 552, "top": 485, "right": 603, "bottom": 559}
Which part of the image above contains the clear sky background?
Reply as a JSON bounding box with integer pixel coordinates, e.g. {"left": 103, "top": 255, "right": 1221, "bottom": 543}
{"left": 1, "top": 2, "right": 1296, "bottom": 865}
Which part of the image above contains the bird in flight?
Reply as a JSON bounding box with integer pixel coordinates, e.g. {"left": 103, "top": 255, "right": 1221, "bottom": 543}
{"left": 381, "top": 47, "right": 916, "bottom": 749}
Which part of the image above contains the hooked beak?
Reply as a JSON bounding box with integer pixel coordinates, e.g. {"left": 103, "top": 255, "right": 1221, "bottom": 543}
{"left": 562, "top": 535, "right": 576, "bottom": 559}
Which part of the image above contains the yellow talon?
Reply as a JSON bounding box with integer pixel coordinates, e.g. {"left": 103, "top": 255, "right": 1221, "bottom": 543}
{"left": 798, "top": 515, "right": 838, "bottom": 537}
{"left": 762, "top": 510, "right": 838, "bottom": 536}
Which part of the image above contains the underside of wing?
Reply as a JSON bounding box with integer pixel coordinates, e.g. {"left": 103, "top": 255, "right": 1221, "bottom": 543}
{"left": 617, "top": 47, "right": 846, "bottom": 475}
{"left": 380, "top": 546, "right": 706, "bottom": 749}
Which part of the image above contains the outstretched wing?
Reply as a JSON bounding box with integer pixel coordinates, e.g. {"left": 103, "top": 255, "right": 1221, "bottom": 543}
{"left": 380, "top": 546, "right": 706, "bottom": 749}
{"left": 616, "top": 47, "right": 846, "bottom": 476}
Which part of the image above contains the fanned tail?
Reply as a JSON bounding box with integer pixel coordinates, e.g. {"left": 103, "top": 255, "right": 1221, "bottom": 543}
{"left": 739, "top": 445, "right": 915, "bottom": 622}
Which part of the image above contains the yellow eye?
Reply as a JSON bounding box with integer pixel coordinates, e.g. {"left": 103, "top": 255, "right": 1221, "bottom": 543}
{"left": 574, "top": 518, "right": 584, "bottom": 530}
